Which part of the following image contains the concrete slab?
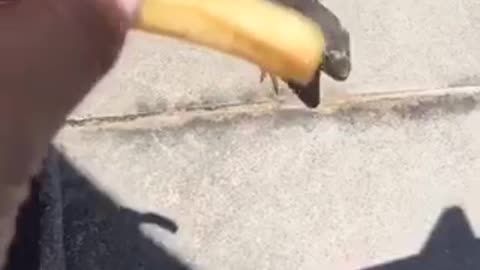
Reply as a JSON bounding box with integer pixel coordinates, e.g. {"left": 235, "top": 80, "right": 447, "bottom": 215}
{"left": 57, "top": 1, "right": 480, "bottom": 267}
{"left": 71, "top": 0, "right": 480, "bottom": 119}
{"left": 72, "top": 32, "right": 277, "bottom": 120}
{"left": 56, "top": 90, "right": 480, "bottom": 269}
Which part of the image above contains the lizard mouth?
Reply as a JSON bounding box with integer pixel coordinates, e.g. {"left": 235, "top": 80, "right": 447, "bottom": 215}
{"left": 324, "top": 56, "right": 351, "bottom": 81}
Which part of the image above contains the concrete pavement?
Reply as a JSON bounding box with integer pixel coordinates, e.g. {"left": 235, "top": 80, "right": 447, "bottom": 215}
{"left": 56, "top": 90, "right": 480, "bottom": 270}
{"left": 71, "top": 0, "right": 480, "bottom": 119}
{"left": 53, "top": 0, "right": 480, "bottom": 269}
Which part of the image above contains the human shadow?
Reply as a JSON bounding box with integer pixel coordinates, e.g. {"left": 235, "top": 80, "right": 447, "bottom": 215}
{"left": 6, "top": 146, "right": 191, "bottom": 270}
{"left": 362, "top": 206, "right": 480, "bottom": 270}
{"left": 9, "top": 147, "right": 480, "bottom": 270}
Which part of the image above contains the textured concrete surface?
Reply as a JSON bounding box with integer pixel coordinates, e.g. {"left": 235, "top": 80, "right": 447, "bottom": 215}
{"left": 50, "top": 0, "right": 480, "bottom": 269}
{"left": 55, "top": 90, "right": 480, "bottom": 270}
{"left": 71, "top": 0, "right": 480, "bottom": 119}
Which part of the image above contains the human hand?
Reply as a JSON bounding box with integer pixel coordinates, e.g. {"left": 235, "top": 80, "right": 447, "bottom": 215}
{"left": 0, "top": 0, "right": 139, "bottom": 266}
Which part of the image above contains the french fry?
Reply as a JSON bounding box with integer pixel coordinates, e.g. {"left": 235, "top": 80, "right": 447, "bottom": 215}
{"left": 135, "top": 0, "right": 326, "bottom": 85}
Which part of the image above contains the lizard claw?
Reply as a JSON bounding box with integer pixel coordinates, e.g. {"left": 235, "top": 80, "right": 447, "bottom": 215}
{"left": 259, "top": 68, "right": 279, "bottom": 95}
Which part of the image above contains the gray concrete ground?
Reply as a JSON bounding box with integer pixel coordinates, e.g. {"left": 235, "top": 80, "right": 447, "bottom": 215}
{"left": 50, "top": 0, "right": 480, "bottom": 269}
{"left": 71, "top": 0, "right": 480, "bottom": 119}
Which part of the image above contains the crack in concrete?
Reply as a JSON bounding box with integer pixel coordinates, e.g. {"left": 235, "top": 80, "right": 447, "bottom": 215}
{"left": 66, "top": 100, "right": 274, "bottom": 127}
{"left": 65, "top": 86, "right": 480, "bottom": 128}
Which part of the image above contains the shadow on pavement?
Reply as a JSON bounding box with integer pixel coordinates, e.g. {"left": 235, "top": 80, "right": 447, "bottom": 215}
{"left": 6, "top": 146, "right": 480, "bottom": 270}
{"left": 6, "top": 146, "right": 191, "bottom": 270}
{"left": 362, "top": 206, "right": 480, "bottom": 270}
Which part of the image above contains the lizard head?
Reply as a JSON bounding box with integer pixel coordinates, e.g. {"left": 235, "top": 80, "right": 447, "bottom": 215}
{"left": 322, "top": 25, "right": 351, "bottom": 81}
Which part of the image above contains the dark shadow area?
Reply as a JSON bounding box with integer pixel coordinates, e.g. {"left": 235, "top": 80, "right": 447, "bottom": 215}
{"left": 5, "top": 175, "right": 43, "bottom": 270}
{"left": 7, "top": 145, "right": 480, "bottom": 270}
{"left": 362, "top": 206, "right": 480, "bottom": 270}
{"left": 6, "top": 146, "right": 190, "bottom": 270}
